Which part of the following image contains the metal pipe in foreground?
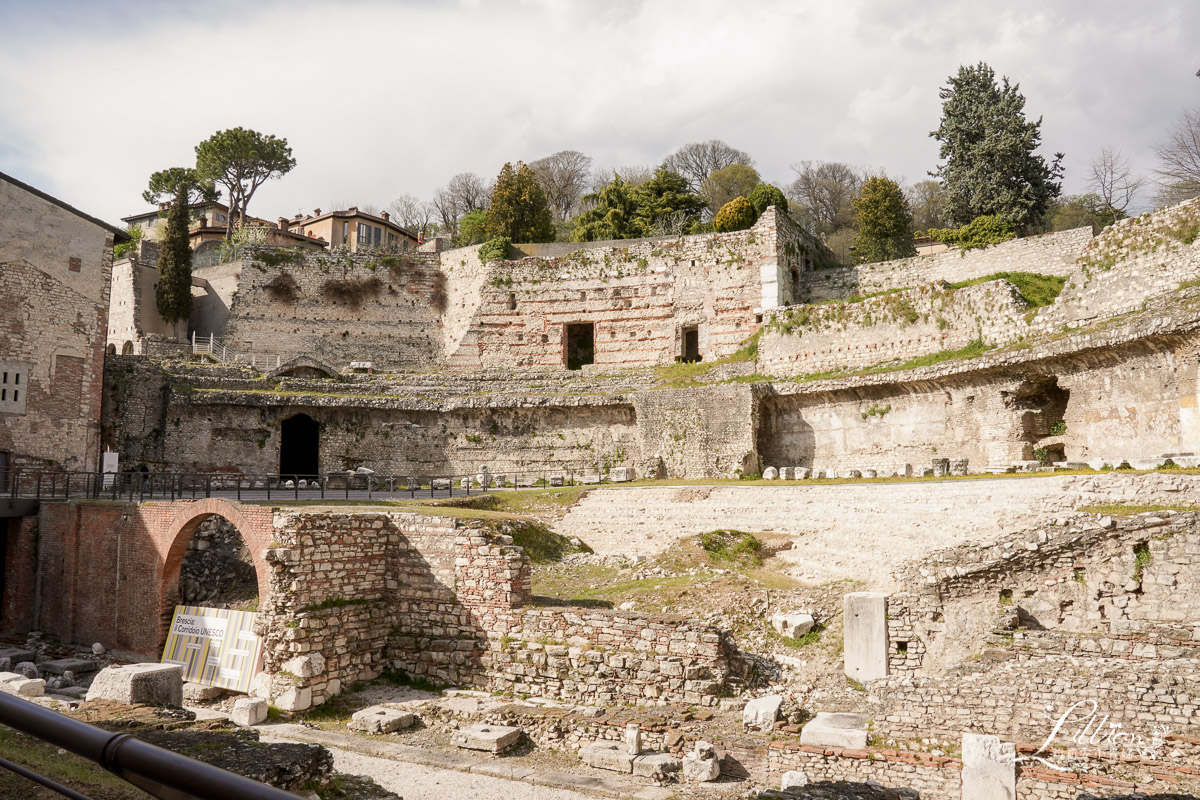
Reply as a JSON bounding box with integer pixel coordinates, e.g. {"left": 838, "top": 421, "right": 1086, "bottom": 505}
{"left": 0, "top": 693, "right": 298, "bottom": 800}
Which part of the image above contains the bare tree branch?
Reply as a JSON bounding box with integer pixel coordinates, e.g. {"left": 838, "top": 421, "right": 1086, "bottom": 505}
{"left": 1089, "top": 146, "right": 1143, "bottom": 215}
{"left": 664, "top": 140, "right": 755, "bottom": 193}
{"left": 1153, "top": 108, "right": 1200, "bottom": 205}
{"left": 530, "top": 150, "right": 593, "bottom": 221}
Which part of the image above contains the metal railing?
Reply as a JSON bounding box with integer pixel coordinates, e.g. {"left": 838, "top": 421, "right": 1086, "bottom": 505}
{"left": 6, "top": 466, "right": 623, "bottom": 504}
{"left": 0, "top": 691, "right": 298, "bottom": 799}
{"left": 191, "top": 333, "right": 281, "bottom": 369}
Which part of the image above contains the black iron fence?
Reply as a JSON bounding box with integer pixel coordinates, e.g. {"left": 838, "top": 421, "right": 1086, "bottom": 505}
{"left": 6, "top": 466, "right": 626, "bottom": 504}
{"left": 0, "top": 691, "right": 298, "bottom": 799}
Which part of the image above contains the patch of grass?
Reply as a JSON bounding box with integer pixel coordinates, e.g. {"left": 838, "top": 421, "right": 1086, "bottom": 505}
{"left": 1077, "top": 503, "right": 1198, "bottom": 516}
{"left": 655, "top": 330, "right": 761, "bottom": 387}
{"left": 1133, "top": 542, "right": 1151, "bottom": 583}
{"left": 698, "top": 529, "right": 764, "bottom": 567}
{"left": 505, "top": 520, "right": 591, "bottom": 564}
{"left": 946, "top": 271, "right": 1066, "bottom": 309}
{"left": 0, "top": 727, "right": 146, "bottom": 798}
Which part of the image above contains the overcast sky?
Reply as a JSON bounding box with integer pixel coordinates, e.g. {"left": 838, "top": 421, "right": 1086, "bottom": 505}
{"left": 1, "top": 0, "right": 1196, "bottom": 225}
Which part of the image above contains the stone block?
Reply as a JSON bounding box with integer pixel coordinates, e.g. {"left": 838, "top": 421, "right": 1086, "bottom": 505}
{"left": 846, "top": 469, "right": 861, "bottom": 479}
{"left": 1128, "top": 458, "right": 1164, "bottom": 470}
{"left": 274, "top": 684, "right": 312, "bottom": 712}
{"left": 763, "top": 466, "right": 778, "bottom": 480}
{"left": 949, "top": 458, "right": 968, "bottom": 476}
{"left": 800, "top": 712, "right": 869, "bottom": 749}
{"left": 931, "top": 458, "right": 950, "bottom": 477}
{"left": 41, "top": 658, "right": 97, "bottom": 675}
{"left": 779, "top": 467, "right": 794, "bottom": 480}
{"left": 682, "top": 741, "right": 720, "bottom": 782}
{"left": 183, "top": 682, "right": 223, "bottom": 703}
{"left": 772, "top": 613, "right": 815, "bottom": 639}
{"left": 549, "top": 476, "right": 564, "bottom": 487}
{"left": 632, "top": 753, "right": 681, "bottom": 778}
{"left": 452, "top": 723, "right": 522, "bottom": 753}
{"left": 0, "top": 648, "right": 35, "bottom": 665}
{"left": 515, "top": 475, "right": 536, "bottom": 487}
{"left": 349, "top": 705, "right": 415, "bottom": 734}
{"left": 14, "top": 662, "right": 39, "bottom": 679}
{"left": 86, "top": 664, "right": 183, "bottom": 707}
{"left": 231, "top": 697, "right": 268, "bottom": 727}
{"left": 743, "top": 694, "right": 783, "bottom": 730}
{"left": 610, "top": 467, "right": 631, "bottom": 482}
{"left": 431, "top": 478, "right": 452, "bottom": 490}
{"left": 0, "top": 677, "right": 45, "bottom": 698}
{"left": 794, "top": 467, "right": 811, "bottom": 480}
{"left": 861, "top": 469, "right": 876, "bottom": 478}
{"left": 578, "top": 473, "right": 601, "bottom": 484}
{"left": 781, "top": 770, "right": 810, "bottom": 789}
{"left": 625, "top": 723, "right": 641, "bottom": 755}
{"left": 581, "top": 741, "right": 634, "bottom": 773}
{"left": 961, "top": 732, "right": 1016, "bottom": 800}
{"left": 282, "top": 653, "right": 325, "bottom": 678}
{"left": 844, "top": 592, "right": 888, "bottom": 683}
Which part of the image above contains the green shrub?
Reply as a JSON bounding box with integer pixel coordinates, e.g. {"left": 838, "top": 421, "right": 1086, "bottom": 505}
{"left": 698, "top": 529, "right": 763, "bottom": 566}
{"left": 748, "top": 183, "right": 789, "bottom": 216}
{"left": 479, "top": 236, "right": 512, "bottom": 263}
{"left": 927, "top": 215, "right": 1015, "bottom": 251}
{"left": 713, "top": 197, "right": 757, "bottom": 233}
{"left": 1049, "top": 420, "right": 1067, "bottom": 436}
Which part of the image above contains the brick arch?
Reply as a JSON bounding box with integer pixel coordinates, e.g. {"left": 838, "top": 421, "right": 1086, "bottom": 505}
{"left": 157, "top": 499, "right": 275, "bottom": 609}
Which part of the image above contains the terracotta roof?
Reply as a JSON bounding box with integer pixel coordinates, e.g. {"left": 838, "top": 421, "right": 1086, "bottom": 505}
{"left": 2, "top": 170, "right": 131, "bottom": 242}
{"left": 288, "top": 207, "right": 418, "bottom": 240}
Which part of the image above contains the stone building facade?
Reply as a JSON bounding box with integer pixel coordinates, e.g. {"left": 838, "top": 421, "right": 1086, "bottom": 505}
{"left": 0, "top": 170, "right": 127, "bottom": 473}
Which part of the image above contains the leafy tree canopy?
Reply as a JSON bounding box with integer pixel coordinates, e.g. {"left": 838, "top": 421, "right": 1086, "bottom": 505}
{"left": 852, "top": 176, "right": 916, "bottom": 263}
{"left": 195, "top": 127, "right": 296, "bottom": 238}
{"left": 748, "top": 183, "right": 788, "bottom": 216}
{"left": 926, "top": 214, "right": 1015, "bottom": 251}
{"left": 457, "top": 208, "right": 489, "bottom": 247}
{"left": 701, "top": 163, "right": 761, "bottom": 214}
{"left": 143, "top": 167, "right": 219, "bottom": 208}
{"left": 571, "top": 167, "right": 705, "bottom": 241}
{"left": 930, "top": 62, "right": 1063, "bottom": 231}
{"left": 485, "top": 162, "right": 555, "bottom": 243}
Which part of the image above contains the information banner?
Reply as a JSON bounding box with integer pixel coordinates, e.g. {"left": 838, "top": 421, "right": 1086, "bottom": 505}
{"left": 161, "top": 606, "right": 262, "bottom": 693}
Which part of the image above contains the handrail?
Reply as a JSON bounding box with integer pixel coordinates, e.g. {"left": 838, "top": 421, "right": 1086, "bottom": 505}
{"left": 6, "top": 466, "right": 619, "bottom": 505}
{"left": 0, "top": 692, "right": 298, "bottom": 800}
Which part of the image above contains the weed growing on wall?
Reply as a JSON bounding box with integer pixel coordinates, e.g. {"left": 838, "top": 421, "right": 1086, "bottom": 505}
{"left": 946, "top": 271, "right": 1065, "bottom": 308}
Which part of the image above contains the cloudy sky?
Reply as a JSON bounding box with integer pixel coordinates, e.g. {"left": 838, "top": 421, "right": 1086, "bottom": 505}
{"left": 1, "top": 0, "right": 1196, "bottom": 225}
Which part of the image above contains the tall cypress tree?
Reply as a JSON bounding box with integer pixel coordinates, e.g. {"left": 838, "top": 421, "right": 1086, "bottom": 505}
{"left": 155, "top": 185, "right": 194, "bottom": 336}
{"left": 931, "top": 62, "right": 1063, "bottom": 231}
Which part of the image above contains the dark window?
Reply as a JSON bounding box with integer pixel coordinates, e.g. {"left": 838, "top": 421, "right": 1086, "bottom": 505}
{"left": 682, "top": 326, "right": 701, "bottom": 363}
{"left": 280, "top": 414, "right": 320, "bottom": 478}
{"left": 565, "top": 323, "right": 595, "bottom": 370}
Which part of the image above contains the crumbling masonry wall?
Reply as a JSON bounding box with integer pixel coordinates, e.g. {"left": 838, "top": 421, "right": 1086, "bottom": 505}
{"left": 256, "top": 510, "right": 740, "bottom": 710}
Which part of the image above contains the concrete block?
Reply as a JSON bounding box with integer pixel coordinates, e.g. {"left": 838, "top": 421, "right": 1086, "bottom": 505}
{"left": 349, "top": 705, "right": 415, "bottom": 734}
{"left": 452, "top": 723, "right": 522, "bottom": 753}
{"left": 772, "top": 613, "right": 814, "bottom": 639}
{"left": 41, "top": 658, "right": 97, "bottom": 675}
{"left": 632, "top": 753, "right": 681, "bottom": 778}
{"left": 183, "top": 682, "right": 223, "bottom": 703}
{"left": 961, "top": 732, "right": 1016, "bottom": 800}
{"left": 86, "top": 664, "right": 183, "bottom": 707}
{"left": 781, "top": 770, "right": 810, "bottom": 789}
{"left": 742, "top": 695, "right": 783, "bottom": 730}
{"left": 231, "top": 697, "right": 268, "bottom": 727}
{"left": 844, "top": 592, "right": 888, "bottom": 682}
{"left": 581, "top": 741, "right": 634, "bottom": 773}
{"left": 800, "top": 712, "right": 869, "bottom": 749}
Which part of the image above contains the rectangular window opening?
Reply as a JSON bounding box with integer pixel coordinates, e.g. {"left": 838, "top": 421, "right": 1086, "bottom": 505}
{"left": 681, "top": 325, "right": 701, "bottom": 363}
{"left": 565, "top": 323, "right": 595, "bottom": 371}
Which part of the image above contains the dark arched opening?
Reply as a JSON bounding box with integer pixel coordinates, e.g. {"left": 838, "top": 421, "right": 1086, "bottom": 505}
{"left": 280, "top": 413, "right": 320, "bottom": 478}
{"left": 177, "top": 515, "right": 259, "bottom": 610}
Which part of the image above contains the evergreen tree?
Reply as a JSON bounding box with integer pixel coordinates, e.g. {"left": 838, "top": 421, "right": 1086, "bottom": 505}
{"left": 155, "top": 185, "right": 193, "bottom": 335}
{"left": 852, "top": 176, "right": 916, "bottom": 263}
{"left": 748, "top": 183, "right": 789, "bottom": 216}
{"left": 713, "top": 196, "right": 757, "bottom": 232}
{"left": 485, "top": 162, "right": 555, "bottom": 242}
{"left": 571, "top": 167, "right": 705, "bottom": 241}
{"left": 931, "top": 62, "right": 1063, "bottom": 231}
{"left": 571, "top": 175, "right": 640, "bottom": 241}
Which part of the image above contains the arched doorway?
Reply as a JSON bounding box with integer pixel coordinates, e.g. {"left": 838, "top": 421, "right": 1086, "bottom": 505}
{"left": 280, "top": 413, "right": 320, "bottom": 478}
{"left": 177, "top": 515, "right": 259, "bottom": 610}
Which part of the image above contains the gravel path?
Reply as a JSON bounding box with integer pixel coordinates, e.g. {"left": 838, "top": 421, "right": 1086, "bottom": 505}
{"left": 257, "top": 730, "right": 597, "bottom": 800}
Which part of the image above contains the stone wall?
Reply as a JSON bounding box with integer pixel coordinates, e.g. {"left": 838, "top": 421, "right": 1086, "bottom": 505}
{"left": 439, "top": 208, "right": 816, "bottom": 369}
{"left": 759, "top": 280, "right": 1029, "bottom": 377}
{"left": 805, "top": 226, "right": 1092, "bottom": 303}
{"left": 255, "top": 509, "right": 741, "bottom": 710}
{"left": 633, "top": 384, "right": 760, "bottom": 477}
{"left": 222, "top": 248, "right": 444, "bottom": 369}
{"left": 0, "top": 176, "right": 117, "bottom": 471}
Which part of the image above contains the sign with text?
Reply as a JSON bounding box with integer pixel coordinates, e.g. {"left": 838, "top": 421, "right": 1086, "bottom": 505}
{"left": 161, "top": 606, "right": 262, "bottom": 693}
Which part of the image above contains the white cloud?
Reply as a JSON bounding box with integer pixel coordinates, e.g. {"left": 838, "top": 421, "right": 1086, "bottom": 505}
{"left": 1, "top": 0, "right": 1197, "bottom": 223}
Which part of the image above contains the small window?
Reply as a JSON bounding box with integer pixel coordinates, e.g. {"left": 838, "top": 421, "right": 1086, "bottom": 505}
{"left": 755, "top": 314, "right": 763, "bottom": 324}
{"left": 0, "top": 363, "right": 29, "bottom": 415}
